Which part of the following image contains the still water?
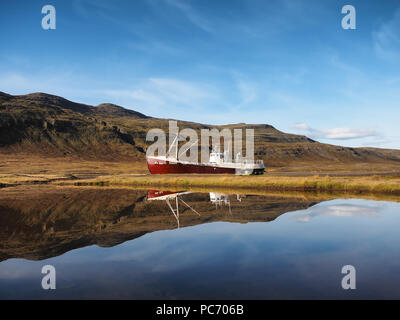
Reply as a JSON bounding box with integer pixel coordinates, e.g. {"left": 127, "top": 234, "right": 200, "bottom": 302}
{"left": 1, "top": 186, "right": 400, "bottom": 299}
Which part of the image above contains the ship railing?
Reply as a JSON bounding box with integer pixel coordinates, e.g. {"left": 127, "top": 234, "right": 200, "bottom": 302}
{"left": 236, "top": 159, "right": 264, "bottom": 165}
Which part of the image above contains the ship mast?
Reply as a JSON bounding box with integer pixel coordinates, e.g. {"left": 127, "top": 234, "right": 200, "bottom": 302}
{"left": 168, "top": 134, "right": 180, "bottom": 160}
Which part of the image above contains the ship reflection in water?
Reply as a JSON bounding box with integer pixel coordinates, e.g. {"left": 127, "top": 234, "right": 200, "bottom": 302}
{"left": 146, "top": 190, "right": 243, "bottom": 227}
{"left": 1, "top": 186, "right": 400, "bottom": 299}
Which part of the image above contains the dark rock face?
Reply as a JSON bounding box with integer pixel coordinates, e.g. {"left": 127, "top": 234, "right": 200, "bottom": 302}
{"left": 53, "top": 120, "right": 77, "bottom": 133}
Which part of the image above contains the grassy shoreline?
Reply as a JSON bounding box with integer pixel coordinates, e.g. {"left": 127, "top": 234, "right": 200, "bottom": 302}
{"left": 70, "top": 174, "right": 400, "bottom": 196}
{"left": 1, "top": 155, "right": 400, "bottom": 195}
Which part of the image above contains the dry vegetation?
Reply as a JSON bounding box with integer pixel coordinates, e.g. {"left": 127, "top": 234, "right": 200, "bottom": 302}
{"left": 66, "top": 174, "right": 400, "bottom": 195}
{"left": 0, "top": 153, "right": 400, "bottom": 195}
{"left": 0, "top": 153, "right": 147, "bottom": 184}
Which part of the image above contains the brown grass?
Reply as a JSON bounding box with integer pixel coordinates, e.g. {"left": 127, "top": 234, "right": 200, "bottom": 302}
{"left": 0, "top": 154, "right": 147, "bottom": 184}
{"left": 69, "top": 174, "right": 400, "bottom": 195}
{"left": 1, "top": 154, "right": 400, "bottom": 196}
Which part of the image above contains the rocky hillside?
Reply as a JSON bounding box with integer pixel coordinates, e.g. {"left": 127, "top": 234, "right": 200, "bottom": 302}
{"left": 1, "top": 91, "right": 400, "bottom": 168}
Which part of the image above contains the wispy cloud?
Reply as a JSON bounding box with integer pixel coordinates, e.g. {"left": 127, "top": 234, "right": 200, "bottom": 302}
{"left": 128, "top": 40, "right": 182, "bottom": 56}
{"left": 233, "top": 76, "right": 258, "bottom": 109}
{"left": 0, "top": 72, "right": 226, "bottom": 121}
{"left": 162, "top": 0, "right": 214, "bottom": 33}
{"left": 372, "top": 8, "right": 400, "bottom": 62}
{"left": 0, "top": 72, "right": 73, "bottom": 96}
{"left": 293, "top": 123, "right": 380, "bottom": 140}
{"left": 72, "top": 0, "right": 119, "bottom": 18}
{"left": 1, "top": 54, "right": 30, "bottom": 67}
{"left": 0, "top": 72, "right": 111, "bottom": 105}
{"left": 101, "top": 77, "right": 225, "bottom": 118}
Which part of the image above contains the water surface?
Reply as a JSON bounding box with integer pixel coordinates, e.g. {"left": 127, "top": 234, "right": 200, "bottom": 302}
{"left": 0, "top": 187, "right": 400, "bottom": 299}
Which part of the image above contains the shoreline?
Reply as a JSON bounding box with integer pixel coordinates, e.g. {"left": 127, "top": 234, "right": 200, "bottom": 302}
{"left": 2, "top": 183, "right": 400, "bottom": 203}
{"left": 1, "top": 155, "right": 399, "bottom": 197}
{"left": 67, "top": 174, "right": 400, "bottom": 196}
{"left": 1, "top": 173, "right": 400, "bottom": 197}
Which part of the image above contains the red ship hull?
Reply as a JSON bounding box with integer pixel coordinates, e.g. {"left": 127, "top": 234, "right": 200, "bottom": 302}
{"left": 147, "top": 157, "right": 236, "bottom": 174}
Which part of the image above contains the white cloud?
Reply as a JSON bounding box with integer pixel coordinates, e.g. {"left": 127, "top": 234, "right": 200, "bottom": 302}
{"left": 293, "top": 122, "right": 310, "bottom": 131}
{"left": 293, "top": 123, "right": 380, "bottom": 140}
{"left": 316, "top": 128, "right": 378, "bottom": 140}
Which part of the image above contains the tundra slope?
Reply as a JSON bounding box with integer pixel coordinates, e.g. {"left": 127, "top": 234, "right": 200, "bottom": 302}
{"left": 1, "top": 91, "right": 400, "bottom": 171}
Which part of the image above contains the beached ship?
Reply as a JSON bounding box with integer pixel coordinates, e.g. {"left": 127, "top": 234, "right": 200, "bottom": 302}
{"left": 147, "top": 135, "right": 265, "bottom": 175}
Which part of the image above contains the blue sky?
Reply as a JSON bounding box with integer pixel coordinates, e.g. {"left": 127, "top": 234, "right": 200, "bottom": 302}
{"left": 1, "top": 0, "right": 400, "bottom": 148}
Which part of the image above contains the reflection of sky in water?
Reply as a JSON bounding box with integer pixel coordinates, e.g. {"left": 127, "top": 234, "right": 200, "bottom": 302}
{"left": 292, "top": 202, "right": 381, "bottom": 222}
{"left": 1, "top": 199, "right": 400, "bottom": 299}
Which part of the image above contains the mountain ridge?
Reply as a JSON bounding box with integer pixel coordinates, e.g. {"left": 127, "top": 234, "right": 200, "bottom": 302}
{"left": 1, "top": 91, "right": 399, "bottom": 169}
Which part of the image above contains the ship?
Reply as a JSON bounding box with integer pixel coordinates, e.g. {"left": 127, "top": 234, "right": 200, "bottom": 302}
{"left": 147, "top": 135, "right": 265, "bottom": 175}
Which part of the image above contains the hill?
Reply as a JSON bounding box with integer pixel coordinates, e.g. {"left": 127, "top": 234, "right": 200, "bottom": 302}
{"left": 0, "top": 91, "right": 400, "bottom": 172}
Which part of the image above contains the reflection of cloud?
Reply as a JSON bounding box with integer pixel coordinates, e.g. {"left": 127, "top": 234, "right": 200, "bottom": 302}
{"left": 0, "top": 262, "right": 38, "bottom": 279}
{"left": 293, "top": 123, "right": 380, "bottom": 140}
{"left": 292, "top": 204, "right": 380, "bottom": 223}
